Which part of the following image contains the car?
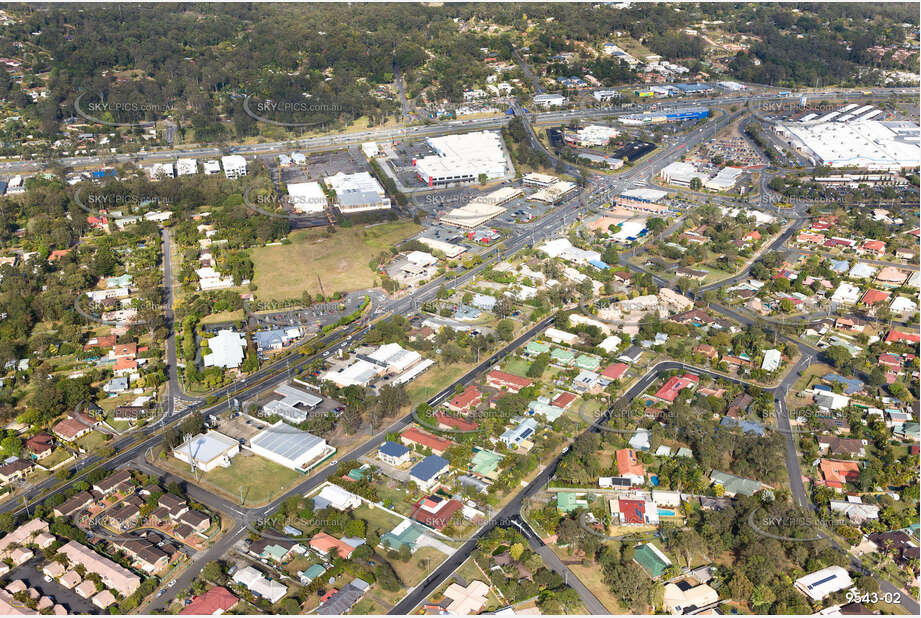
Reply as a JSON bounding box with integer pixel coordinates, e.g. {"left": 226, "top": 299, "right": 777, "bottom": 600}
{"left": 328, "top": 459, "right": 339, "bottom": 466}
{"left": 167, "top": 580, "right": 177, "bottom": 588}
{"left": 43, "top": 575, "right": 52, "bottom": 583}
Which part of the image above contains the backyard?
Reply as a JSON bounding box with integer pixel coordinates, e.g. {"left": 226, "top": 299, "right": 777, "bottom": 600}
{"left": 250, "top": 221, "right": 422, "bottom": 300}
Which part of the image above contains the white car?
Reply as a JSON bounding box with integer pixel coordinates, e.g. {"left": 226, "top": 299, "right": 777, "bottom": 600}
{"left": 328, "top": 459, "right": 339, "bottom": 466}
{"left": 167, "top": 580, "right": 177, "bottom": 588}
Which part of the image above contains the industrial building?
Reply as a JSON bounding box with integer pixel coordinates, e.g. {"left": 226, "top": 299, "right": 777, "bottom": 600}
{"left": 323, "top": 171, "right": 390, "bottom": 213}
{"left": 249, "top": 421, "right": 328, "bottom": 471}
{"left": 565, "top": 124, "right": 619, "bottom": 147}
{"left": 287, "top": 182, "right": 328, "bottom": 214}
{"left": 414, "top": 131, "right": 509, "bottom": 186}
{"left": 619, "top": 106, "right": 709, "bottom": 126}
{"left": 263, "top": 383, "right": 324, "bottom": 425}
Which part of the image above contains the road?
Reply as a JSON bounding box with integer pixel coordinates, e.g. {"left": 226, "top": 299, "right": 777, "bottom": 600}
{"left": 0, "top": 89, "right": 911, "bottom": 175}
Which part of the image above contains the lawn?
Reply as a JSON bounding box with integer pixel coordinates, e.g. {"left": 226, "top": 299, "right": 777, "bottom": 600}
{"left": 502, "top": 357, "right": 531, "bottom": 378}
{"left": 162, "top": 450, "right": 304, "bottom": 506}
{"left": 389, "top": 545, "right": 450, "bottom": 587}
{"left": 563, "top": 560, "right": 623, "bottom": 614}
{"left": 76, "top": 431, "right": 110, "bottom": 454}
{"left": 405, "top": 361, "right": 474, "bottom": 407}
{"left": 250, "top": 221, "right": 422, "bottom": 300}
{"left": 352, "top": 504, "right": 401, "bottom": 536}
{"left": 39, "top": 448, "right": 73, "bottom": 470}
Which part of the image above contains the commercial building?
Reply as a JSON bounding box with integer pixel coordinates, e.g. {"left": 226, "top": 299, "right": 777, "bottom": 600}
{"left": 659, "top": 161, "right": 706, "bottom": 187}
{"left": 203, "top": 330, "right": 246, "bottom": 369}
{"left": 287, "top": 182, "right": 328, "bottom": 214}
{"left": 417, "top": 237, "right": 466, "bottom": 258}
{"left": 441, "top": 187, "right": 521, "bottom": 228}
{"left": 175, "top": 158, "right": 197, "bottom": 176}
{"left": 323, "top": 171, "right": 390, "bottom": 213}
{"left": 615, "top": 188, "right": 670, "bottom": 214}
{"left": 565, "top": 124, "right": 619, "bottom": 147}
{"left": 173, "top": 431, "right": 240, "bottom": 472}
{"left": 776, "top": 118, "right": 920, "bottom": 171}
{"left": 620, "top": 107, "right": 709, "bottom": 125}
{"left": 221, "top": 155, "right": 247, "bottom": 179}
{"left": 533, "top": 94, "right": 566, "bottom": 107}
{"left": 414, "top": 131, "right": 508, "bottom": 186}
{"left": 530, "top": 180, "right": 577, "bottom": 204}
{"left": 704, "top": 167, "right": 744, "bottom": 192}
{"left": 263, "top": 383, "right": 323, "bottom": 425}
{"left": 250, "top": 421, "right": 327, "bottom": 471}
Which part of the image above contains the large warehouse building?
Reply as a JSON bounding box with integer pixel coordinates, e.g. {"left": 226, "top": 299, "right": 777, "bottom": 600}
{"left": 776, "top": 115, "right": 920, "bottom": 171}
{"left": 249, "top": 421, "right": 328, "bottom": 471}
{"left": 173, "top": 431, "right": 240, "bottom": 472}
{"left": 414, "top": 131, "right": 509, "bottom": 186}
{"left": 287, "top": 182, "right": 328, "bottom": 214}
{"left": 441, "top": 187, "right": 522, "bottom": 228}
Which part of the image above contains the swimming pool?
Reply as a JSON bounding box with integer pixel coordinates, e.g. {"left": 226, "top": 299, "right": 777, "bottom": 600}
{"left": 657, "top": 508, "right": 676, "bottom": 517}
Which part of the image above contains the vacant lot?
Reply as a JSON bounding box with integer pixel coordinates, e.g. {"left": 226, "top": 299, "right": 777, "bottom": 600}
{"left": 161, "top": 450, "right": 303, "bottom": 506}
{"left": 250, "top": 221, "right": 422, "bottom": 300}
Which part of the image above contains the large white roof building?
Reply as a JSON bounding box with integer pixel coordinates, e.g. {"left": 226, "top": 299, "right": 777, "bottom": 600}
{"left": 250, "top": 421, "right": 327, "bottom": 471}
{"left": 287, "top": 182, "right": 328, "bottom": 214}
{"left": 323, "top": 172, "right": 390, "bottom": 213}
{"left": 221, "top": 155, "right": 248, "bottom": 179}
{"left": 414, "top": 131, "right": 509, "bottom": 186}
{"left": 777, "top": 119, "right": 920, "bottom": 171}
{"left": 173, "top": 431, "right": 240, "bottom": 472}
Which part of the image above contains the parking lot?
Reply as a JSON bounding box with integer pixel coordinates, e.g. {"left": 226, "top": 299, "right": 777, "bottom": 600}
{"left": 214, "top": 413, "right": 270, "bottom": 444}
{"left": 382, "top": 140, "right": 437, "bottom": 188}
{"left": 302, "top": 148, "right": 368, "bottom": 182}
{"left": 7, "top": 556, "right": 100, "bottom": 614}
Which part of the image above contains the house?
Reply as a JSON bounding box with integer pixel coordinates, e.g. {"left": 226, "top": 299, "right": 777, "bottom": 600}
{"left": 545, "top": 327, "right": 579, "bottom": 345}
{"left": 859, "top": 239, "right": 886, "bottom": 256}
{"left": 500, "top": 418, "right": 538, "bottom": 449}
{"left": 651, "top": 373, "right": 699, "bottom": 404}
{"left": 860, "top": 288, "right": 890, "bottom": 306}
{"left": 830, "top": 499, "right": 879, "bottom": 524}
{"left": 761, "top": 349, "right": 782, "bottom": 372}
{"left": 179, "top": 509, "right": 211, "bottom": 533}
{"left": 629, "top": 428, "right": 651, "bottom": 451}
{"left": 434, "top": 411, "right": 479, "bottom": 431}
{"left": 875, "top": 266, "right": 909, "bottom": 288}
{"left": 317, "top": 578, "right": 370, "bottom": 615}
{"left": 309, "top": 532, "right": 358, "bottom": 560}
{"left": 52, "top": 415, "right": 98, "bottom": 442}
{"left": 312, "top": 484, "right": 361, "bottom": 511}
{"left": 709, "top": 470, "right": 762, "bottom": 496}
{"left": 615, "top": 448, "right": 645, "bottom": 485}
{"left": 58, "top": 541, "right": 140, "bottom": 597}
{"left": 663, "top": 583, "right": 719, "bottom": 614}
{"left": 817, "top": 436, "right": 865, "bottom": 458}
{"left": 231, "top": 566, "right": 287, "bottom": 603}
{"left": 377, "top": 440, "right": 411, "bottom": 466}
{"left": 674, "top": 267, "right": 708, "bottom": 282}
{"left": 693, "top": 344, "right": 718, "bottom": 360}
{"left": 445, "top": 385, "right": 483, "bottom": 414}
{"left": 409, "top": 455, "right": 450, "bottom": 491}
{"left": 441, "top": 580, "right": 490, "bottom": 615}
{"left": 795, "top": 566, "right": 853, "bottom": 601}
{"left": 885, "top": 329, "right": 920, "bottom": 345}
{"left": 617, "top": 346, "right": 643, "bottom": 364}
{"left": 179, "top": 587, "right": 239, "bottom": 615}
{"left": 831, "top": 282, "right": 861, "bottom": 304}
{"left": 819, "top": 459, "right": 861, "bottom": 490}
{"left": 400, "top": 427, "right": 454, "bottom": 456}
{"left": 411, "top": 495, "right": 463, "bottom": 530}
{"left": 0, "top": 458, "right": 34, "bottom": 483}
{"left": 601, "top": 362, "right": 628, "bottom": 381}
{"left": 486, "top": 370, "right": 533, "bottom": 393}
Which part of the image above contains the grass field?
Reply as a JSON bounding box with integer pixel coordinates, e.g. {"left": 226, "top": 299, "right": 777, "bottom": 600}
{"left": 389, "top": 545, "right": 450, "bottom": 588}
{"left": 250, "top": 221, "right": 422, "bottom": 300}
{"left": 503, "top": 357, "right": 531, "bottom": 377}
{"left": 162, "top": 450, "right": 304, "bottom": 506}
{"left": 405, "top": 361, "right": 474, "bottom": 407}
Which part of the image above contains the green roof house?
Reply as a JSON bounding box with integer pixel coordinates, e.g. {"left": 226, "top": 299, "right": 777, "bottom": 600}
{"left": 574, "top": 354, "right": 601, "bottom": 371}
{"left": 551, "top": 348, "right": 575, "bottom": 366}
{"left": 557, "top": 492, "right": 588, "bottom": 514}
{"left": 634, "top": 543, "right": 672, "bottom": 578}
{"left": 471, "top": 449, "right": 503, "bottom": 478}
{"left": 709, "top": 470, "right": 762, "bottom": 497}
{"left": 525, "top": 341, "right": 551, "bottom": 357}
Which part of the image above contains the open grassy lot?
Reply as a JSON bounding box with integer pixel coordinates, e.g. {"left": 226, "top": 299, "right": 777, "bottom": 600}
{"left": 389, "top": 545, "right": 450, "bottom": 587}
{"left": 502, "top": 357, "right": 531, "bottom": 377}
{"left": 405, "top": 361, "right": 474, "bottom": 407}
{"left": 250, "top": 221, "right": 422, "bottom": 300}
{"left": 161, "top": 450, "right": 304, "bottom": 506}
{"left": 352, "top": 504, "right": 401, "bottom": 535}
{"left": 76, "top": 431, "right": 110, "bottom": 453}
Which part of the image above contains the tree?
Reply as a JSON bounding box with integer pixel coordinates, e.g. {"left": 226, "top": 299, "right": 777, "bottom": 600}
{"left": 689, "top": 177, "right": 703, "bottom": 191}
{"left": 509, "top": 542, "right": 525, "bottom": 561}
{"left": 496, "top": 319, "right": 515, "bottom": 341}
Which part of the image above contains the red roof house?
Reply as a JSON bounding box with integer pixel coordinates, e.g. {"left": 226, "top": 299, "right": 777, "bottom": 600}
{"left": 601, "top": 363, "right": 628, "bottom": 380}
{"left": 486, "top": 370, "right": 533, "bottom": 393}
{"left": 179, "top": 587, "right": 239, "bottom": 615}
{"left": 885, "top": 330, "right": 920, "bottom": 345}
{"left": 445, "top": 386, "right": 483, "bottom": 414}
{"left": 434, "top": 412, "right": 479, "bottom": 432}
{"left": 819, "top": 459, "right": 860, "bottom": 490}
{"left": 860, "top": 289, "right": 890, "bottom": 306}
{"left": 400, "top": 427, "right": 454, "bottom": 455}
{"left": 651, "top": 373, "right": 699, "bottom": 404}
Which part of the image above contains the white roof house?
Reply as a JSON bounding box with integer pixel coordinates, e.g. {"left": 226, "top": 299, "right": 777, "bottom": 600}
{"left": 232, "top": 566, "right": 288, "bottom": 603}
{"left": 203, "top": 330, "right": 246, "bottom": 369}
{"left": 203, "top": 160, "right": 221, "bottom": 175}
{"left": 598, "top": 335, "right": 622, "bottom": 353}
{"left": 890, "top": 295, "right": 918, "bottom": 314}
{"left": 313, "top": 484, "right": 362, "bottom": 511}
{"left": 287, "top": 182, "right": 328, "bottom": 214}
{"left": 545, "top": 327, "right": 579, "bottom": 345}
{"left": 794, "top": 566, "right": 853, "bottom": 601}
{"left": 761, "top": 349, "right": 781, "bottom": 372}
{"left": 831, "top": 282, "right": 861, "bottom": 305}
{"left": 848, "top": 262, "right": 877, "bottom": 279}
{"left": 221, "top": 155, "right": 248, "bottom": 179}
